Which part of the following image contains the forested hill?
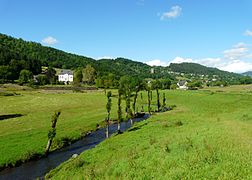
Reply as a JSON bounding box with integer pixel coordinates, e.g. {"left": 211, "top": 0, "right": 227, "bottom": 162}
{"left": 0, "top": 33, "right": 96, "bottom": 69}
{"left": 96, "top": 58, "right": 149, "bottom": 77}
{"left": 169, "top": 62, "right": 241, "bottom": 78}
{"left": 0, "top": 33, "right": 246, "bottom": 83}
{"left": 242, "top": 71, "right": 252, "bottom": 77}
{"left": 0, "top": 33, "right": 173, "bottom": 80}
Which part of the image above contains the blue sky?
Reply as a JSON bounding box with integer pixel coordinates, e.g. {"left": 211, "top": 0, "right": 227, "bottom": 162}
{"left": 1, "top": 0, "right": 252, "bottom": 73}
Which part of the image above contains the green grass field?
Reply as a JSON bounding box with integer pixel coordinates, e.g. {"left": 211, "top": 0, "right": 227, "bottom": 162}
{"left": 46, "top": 87, "right": 252, "bottom": 179}
{"left": 0, "top": 86, "right": 123, "bottom": 169}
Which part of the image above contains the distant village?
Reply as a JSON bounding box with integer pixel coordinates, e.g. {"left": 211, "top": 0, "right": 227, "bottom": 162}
{"left": 49, "top": 66, "right": 229, "bottom": 90}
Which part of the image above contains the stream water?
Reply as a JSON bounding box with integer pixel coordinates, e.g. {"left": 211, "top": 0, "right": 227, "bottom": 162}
{"left": 0, "top": 114, "right": 150, "bottom": 180}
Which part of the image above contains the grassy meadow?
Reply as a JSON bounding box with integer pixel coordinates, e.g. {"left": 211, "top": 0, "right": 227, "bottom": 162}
{"left": 46, "top": 86, "right": 252, "bottom": 179}
{"left": 0, "top": 85, "right": 122, "bottom": 169}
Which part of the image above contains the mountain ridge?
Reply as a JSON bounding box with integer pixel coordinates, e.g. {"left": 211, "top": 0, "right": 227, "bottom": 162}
{"left": 0, "top": 33, "right": 246, "bottom": 83}
{"left": 242, "top": 71, "right": 252, "bottom": 77}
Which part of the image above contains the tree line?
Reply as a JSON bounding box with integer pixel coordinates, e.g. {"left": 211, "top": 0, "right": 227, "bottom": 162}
{"left": 0, "top": 33, "right": 174, "bottom": 84}
{"left": 44, "top": 77, "right": 169, "bottom": 154}
{"left": 105, "top": 76, "right": 169, "bottom": 137}
{"left": 1, "top": 33, "right": 251, "bottom": 86}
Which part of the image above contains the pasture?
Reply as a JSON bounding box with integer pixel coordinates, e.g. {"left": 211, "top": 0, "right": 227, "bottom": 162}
{"left": 46, "top": 87, "right": 252, "bottom": 179}
{"left": 0, "top": 85, "right": 118, "bottom": 169}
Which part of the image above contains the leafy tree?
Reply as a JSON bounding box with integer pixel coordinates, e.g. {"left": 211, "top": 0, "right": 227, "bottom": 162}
{"left": 74, "top": 68, "right": 83, "bottom": 83}
{"left": 152, "top": 80, "right": 161, "bottom": 111}
{"left": 132, "top": 78, "right": 144, "bottom": 116}
{"left": 0, "top": 66, "right": 13, "bottom": 83}
{"left": 107, "top": 73, "right": 116, "bottom": 88}
{"left": 117, "top": 88, "right": 123, "bottom": 132}
{"left": 187, "top": 80, "right": 203, "bottom": 89}
{"left": 83, "top": 64, "right": 96, "bottom": 85}
{"left": 160, "top": 79, "right": 171, "bottom": 89}
{"left": 45, "top": 67, "right": 56, "bottom": 84}
{"left": 18, "top": 69, "right": 33, "bottom": 84}
{"left": 126, "top": 92, "right": 133, "bottom": 124}
{"left": 147, "top": 88, "right": 151, "bottom": 115}
{"left": 36, "top": 74, "right": 48, "bottom": 85}
{"left": 95, "top": 77, "right": 103, "bottom": 88}
{"left": 239, "top": 76, "right": 252, "bottom": 84}
{"left": 210, "top": 81, "right": 228, "bottom": 87}
{"left": 170, "top": 84, "right": 177, "bottom": 90}
{"left": 106, "top": 91, "right": 112, "bottom": 138}
{"left": 119, "top": 76, "right": 134, "bottom": 124}
{"left": 163, "top": 93, "right": 166, "bottom": 108}
{"left": 103, "top": 78, "right": 109, "bottom": 95}
{"left": 45, "top": 111, "right": 61, "bottom": 157}
{"left": 9, "top": 59, "right": 24, "bottom": 80}
{"left": 140, "top": 92, "right": 144, "bottom": 112}
{"left": 119, "top": 75, "right": 134, "bottom": 94}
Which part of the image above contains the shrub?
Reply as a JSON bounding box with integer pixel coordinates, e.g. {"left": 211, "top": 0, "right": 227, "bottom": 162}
{"left": 175, "top": 121, "right": 183, "bottom": 126}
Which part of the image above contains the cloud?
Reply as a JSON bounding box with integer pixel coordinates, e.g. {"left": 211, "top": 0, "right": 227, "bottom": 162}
{"left": 146, "top": 59, "right": 169, "bottom": 66}
{"left": 170, "top": 57, "right": 193, "bottom": 64}
{"left": 160, "top": 5, "right": 182, "bottom": 20}
{"left": 42, "top": 36, "right": 58, "bottom": 45}
{"left": 233, "top": 42, "right": 247, "bottom": 48}
{"left": 198, "top": 58, "right": 223, "bottom": 67}
{"left": 97, "top": 56, "right": 115, "bottom": 60}
{"left": 244, "top": 30, "right": 252, "bottom": 36}
{"left": 171, "top": 57, "right": 252, "bottom": 73}
{"left": 219, "top": 60, "right": 252, "bottom": 73}
{"left": 146, "top": 57, "right": 192, "bottom": 67}
{"left": 147, "top": 42, "right": 252, "bottom": 73}
{"left": 223, "top": 42, "right": 249, "bottom": 60}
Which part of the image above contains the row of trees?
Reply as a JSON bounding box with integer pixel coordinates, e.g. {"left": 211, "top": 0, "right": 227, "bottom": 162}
{"left": 105, "top": 76, "right": 168, "bottom": 138}
{"left": 2, "top": 33, "right": 252, "bottom": 86}
{"left": 72, "top": 64, "right": 173, "bottom": 92}
{"left": 1, "top": 34, "right": 175, "bottom": 84}
{"left": 44, "top": 78, "right": 167, "bottom": 154}
{"left": 43, "top": 77, "right": 169, "bottom": 154}
{"left": 14, "top": 67, "right": 57, "bottom": 85}
{"left": 74, "top": 65, "right": 96, "bottom": 85}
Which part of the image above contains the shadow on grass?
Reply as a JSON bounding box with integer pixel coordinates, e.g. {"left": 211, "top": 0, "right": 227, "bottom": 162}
{"left": 0, "top": 114, "right": 24, "bottom": 121}
{"left": 128, "top": 122, "right": 148, "bottom": 132}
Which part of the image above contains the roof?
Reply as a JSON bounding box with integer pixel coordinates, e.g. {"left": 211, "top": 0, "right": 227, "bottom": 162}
{"left": 177, "top": 80, "right": 187, "bottom": 86}
{"left": 59, "top": 69, "right": 73, "bottom": 75}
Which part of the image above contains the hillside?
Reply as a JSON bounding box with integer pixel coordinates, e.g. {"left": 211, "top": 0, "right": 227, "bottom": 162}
{"left": 0, "top": 33, "right": 173, "bottom": 81}
{"left": 0, "top": 33, "right": 247, "bottom": 84}
{"left": 169, "top": 62, "right": 240, "bottom": 78}
{"left": 242, "top": 71, "right": 252, "bottom": 77}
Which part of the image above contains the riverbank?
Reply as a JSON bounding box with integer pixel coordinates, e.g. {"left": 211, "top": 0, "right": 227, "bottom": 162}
{"left": 0, "top": 113, "right": 150, "bottom": 180}
{"left": 0, "top": 88, "right": 115, "bottom": 171}
{"left": 0, "top": 86, "right": 164, "bottom": 171}
{"left": 46, "top": 90, "right": 252, "bottom": 179}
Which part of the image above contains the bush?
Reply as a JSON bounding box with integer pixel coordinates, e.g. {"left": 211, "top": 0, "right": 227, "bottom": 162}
{"left": 175, "top": 121, "right": 183, "bottom": 126}
{"left": 53, "top": 136, "right": 72, "bottom": 149}
{"left": 18, "top": 69, "right": 33, "bottom": 85}
{"left": 170, "top": 84, "right": 177, "bottom": 90}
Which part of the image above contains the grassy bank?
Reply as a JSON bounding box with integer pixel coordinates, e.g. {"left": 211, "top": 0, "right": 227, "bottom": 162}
{"left": 46, "top": 89, "right": 252, "bottom": 179}
{"left": 0, "top": 86, "right": 122, "bottom": 169}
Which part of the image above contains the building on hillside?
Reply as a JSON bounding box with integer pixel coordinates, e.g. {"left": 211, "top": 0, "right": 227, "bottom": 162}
{"left": 151, "top": 68, "right": 155, "bottom": 74}
{"left": 58, "top": 69, "right": 74, "bottom": 84}
{"left": 177, "top": 80, "right": 188, "bottom": 90}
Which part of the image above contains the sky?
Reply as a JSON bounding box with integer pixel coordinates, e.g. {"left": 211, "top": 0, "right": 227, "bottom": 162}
{"left": 1, "top": 0, "right": 252, "bottom": 73}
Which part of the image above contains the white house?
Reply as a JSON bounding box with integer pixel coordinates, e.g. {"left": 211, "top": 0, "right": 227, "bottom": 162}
{"left": 177, "top": 80, "right": 188, "bottom": 90}
{"left": 58, "top": 69, "right": 73, "bottom": 84}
